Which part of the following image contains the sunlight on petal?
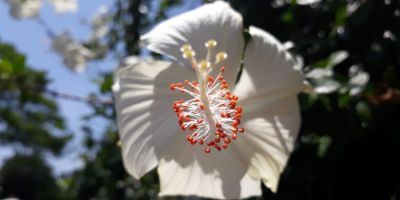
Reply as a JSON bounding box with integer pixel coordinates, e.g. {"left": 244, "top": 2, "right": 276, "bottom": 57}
{"left": 238, "top": 96, "right": 301, "bottom": 192}
{"left": 113, "top": 59, "right": 196, "bottom": 178}
{"left": 235, "top": 26, "right": 307, "bottom": 102}
{"left": 141, "top": 1, "right": 244, "bottom": 85}
{"left": 158, "top": 136, "right": 261, "bottom": 199}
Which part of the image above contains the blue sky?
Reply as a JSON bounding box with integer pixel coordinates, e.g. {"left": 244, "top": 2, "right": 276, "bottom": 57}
{"left": 0, "top": 0, "right": 115, "bottom": 174}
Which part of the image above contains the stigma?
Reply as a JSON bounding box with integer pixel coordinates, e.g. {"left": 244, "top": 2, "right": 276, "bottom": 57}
{"left": 169, "top": 39, "right": 245, "bottom": 154}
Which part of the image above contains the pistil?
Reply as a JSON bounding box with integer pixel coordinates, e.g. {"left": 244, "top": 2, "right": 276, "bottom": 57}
{"left": 169, "top": 39, "right": 245, "bottom": 153}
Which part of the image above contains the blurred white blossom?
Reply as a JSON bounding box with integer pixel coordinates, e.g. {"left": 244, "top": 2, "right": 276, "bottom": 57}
{"left": 5, "top": 0, "right": 77, "bottom": 19}
{"left": 348, "top": 65, "right": 369, "bottom": 96}
{"left": 274, "top": 0, "right": 321, "bottom": 7}
{"left": 52, "top": 31, "right": 93, "bottom": 72}
{"left": 90, "top": 6, "right": 110, "bottom": 41}
{"left": 306, "top": 51, "right": 369, "bottom": 96}
{"left": 306, "top": 66, "right": 340, "bottom": 94}
{"left": 347, "top": 1, "right": 361, "bottom": 15}
{"left": 49, "top": 0, "right": 77, "bottom": 13}
{"left": 7, "top": 0, "right": 42, "bottom": 19}
{"left": 296, "top": 0, "right": 322, "bottom": 5}
{"left": 306, "top": 51, "right": 348, "bottom": 94}
{"left": 383, "top": 30, "right": 396, "bottom": 41}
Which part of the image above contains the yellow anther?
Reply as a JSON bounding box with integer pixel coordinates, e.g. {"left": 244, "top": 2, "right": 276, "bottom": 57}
{"left": 180, "top": 44, "right": 192, "bottom": 52}
{"left": 205, "top": 39, "right": 217, "bottom": 48}
{"left": 182, "top": 50, "right": 196, "bottom": 59}
{"left": 199, "top": 60, "right": 210, "bottom": 71}
{"left": 216, "top": 51, "right": 228, "bottom": 62}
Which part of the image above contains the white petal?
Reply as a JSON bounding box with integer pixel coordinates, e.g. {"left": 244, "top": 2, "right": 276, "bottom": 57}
{"left": 235, "top": 26, "right": 307, "bottom": 102}
{"left": 141, "top": 1, "right": 244, "bottom": 85}
{"left": 238, "top": 95, "right": 301, "bottom": 192}
{"left": 7, "top": 0, "right": 42, "bottom": 19}
{"left": 157, "top": 137, "right": 261, "bottom": 199}
{"left": 113, "top": 59, "right": 196, "bottom": 179}
{"left": 231, "top": 26, "right": 304, "bottom": 191}
{"left": 158, "top": 95, "right": 300, "bottom": 197}
{"left": 49, "top": 0, "right": 77, "bottom": 13}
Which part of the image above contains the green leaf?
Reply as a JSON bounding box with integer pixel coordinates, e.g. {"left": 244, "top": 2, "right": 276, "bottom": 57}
{"left": 356, "top": 101, "right": 372, "bottom": 122}
{"left": 338, "top": 93, "right": 350, "bottom": 108}
{"left": 100, "top": 75, "right": 113, "bottom": 93}
{"left": 281, "top": 11, "right": 294, "bottom": 23}
{"left": 335, "top": 5, "right": 347, "bottom": 26}
{"left": 0, "top": 58, "right": 13, "bottom": 74}
{"left": 317, "top": 136, "right": 332, "bottom": 158}
{"left": 13, "top": 54, "right": 26, "bottom": 72}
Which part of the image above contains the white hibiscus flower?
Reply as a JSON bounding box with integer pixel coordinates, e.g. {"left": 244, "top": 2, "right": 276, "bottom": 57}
{"left": 113, "top": 1, "right": 308, "bottom": 199}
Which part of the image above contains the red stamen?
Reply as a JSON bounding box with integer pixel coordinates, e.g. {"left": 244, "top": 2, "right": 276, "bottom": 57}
{"left": 224, "top": 138, "right": 231, "bottom": 144}
{"left": 232, "top": 133, "right": 237, "bottom": 140}
{"left": 169, "top": 83, "right": 176, "bottom": 90}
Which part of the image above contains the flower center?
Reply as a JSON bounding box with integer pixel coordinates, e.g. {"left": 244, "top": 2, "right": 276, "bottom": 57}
{"left": 169, "top": 39, "right": 245, "bottom": 154}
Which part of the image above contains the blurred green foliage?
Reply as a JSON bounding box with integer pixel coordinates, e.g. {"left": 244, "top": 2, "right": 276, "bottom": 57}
{"left": 0, "top": 42, "right": 71, "bottom": 198}
{"left": 0, "top": 43, "right": 71, "bottom": 155}
{"left": 1, "top": 154, "right": 62, "bottom": 199}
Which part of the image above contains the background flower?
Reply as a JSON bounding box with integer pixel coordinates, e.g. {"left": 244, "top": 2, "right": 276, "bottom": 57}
{"left": 6, "top": 0, "right": 77, "bottom": 19}
{"left": 6, "top": 0, "right": 42, "bottom": 19}
{"left": 52, "top": 31, "right": 94, "bottom": 72}
{"left": 49, "top": 0, "right": 77, "bottom": 13}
